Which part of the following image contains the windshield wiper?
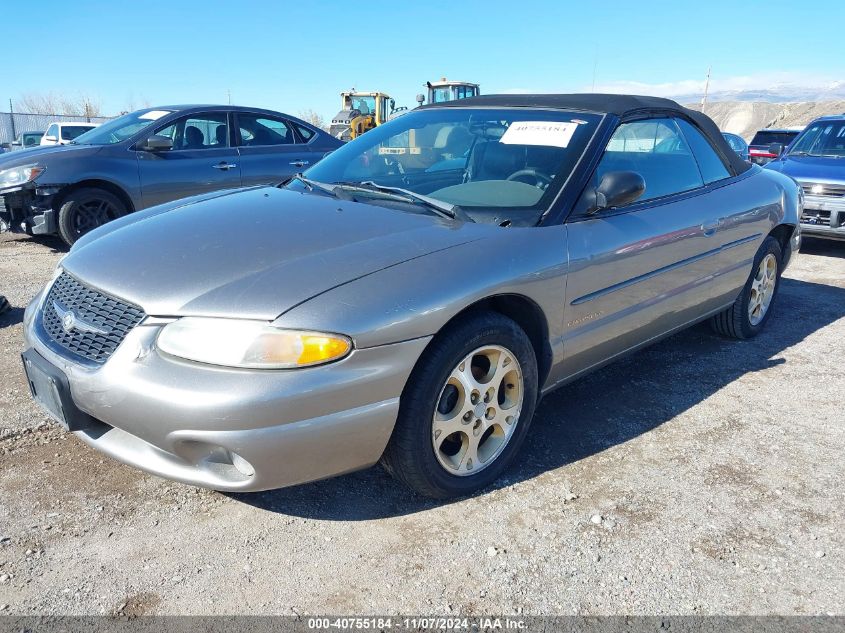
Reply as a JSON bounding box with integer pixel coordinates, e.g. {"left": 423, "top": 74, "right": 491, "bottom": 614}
{"left": 288, "top": 174, "right": 351, "bottom": 198}
{"left": 336, "top": 181, "right": 460, "bottom": 220}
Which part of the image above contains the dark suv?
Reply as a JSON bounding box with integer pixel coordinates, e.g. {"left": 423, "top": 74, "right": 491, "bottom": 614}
{"left": 0, "top": 105, "right": 342, "bottom": 245}
{"left": 748, "top": 128, "right": 802, "bottom": 165}
{"left": 765, "top": 115, "right": 845, "bottom": 241}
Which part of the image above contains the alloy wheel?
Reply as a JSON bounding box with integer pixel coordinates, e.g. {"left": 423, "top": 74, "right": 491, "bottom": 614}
{"left": 432, "top": 345, "right": 524, "bottom": 476}
{"left": 748, "top": 253, "right": 778, "bottom": 326}
{"left": 71, "top": 198, "right": 117, "bottom": 236}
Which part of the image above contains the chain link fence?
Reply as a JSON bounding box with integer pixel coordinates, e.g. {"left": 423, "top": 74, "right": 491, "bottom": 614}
{"left": 1, "top": 111, "right": 114, "bottom": 145}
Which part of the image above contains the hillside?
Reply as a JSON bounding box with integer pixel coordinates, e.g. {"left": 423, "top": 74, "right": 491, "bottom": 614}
{"left": 685, "top": 101, "right": 845, "bottom": 140}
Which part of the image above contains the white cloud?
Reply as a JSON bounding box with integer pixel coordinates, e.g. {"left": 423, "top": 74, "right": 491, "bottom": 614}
{"left": 589, "top": 72, "right": 845, "bottom": 99}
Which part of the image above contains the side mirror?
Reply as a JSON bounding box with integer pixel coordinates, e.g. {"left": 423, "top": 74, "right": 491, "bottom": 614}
{"left": 43, "top": 135, "right": 57, "bottom": 142}
{"left": 586, "top": 171, "right": 646, "bottom": 214}
{"left": 140, "top": 135, "right": 173, "bottom": 151}
{"left": 769, "top": 143, "right": 783, "bottom": 157}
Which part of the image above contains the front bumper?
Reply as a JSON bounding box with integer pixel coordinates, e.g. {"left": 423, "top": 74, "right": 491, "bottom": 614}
{"left": 0, "top": 185, "right": 60, "bottom": 235}
{"left": 800, "top": 193, "right": 845, "bottom": 241}
{"left": 23, "top": 295, "right": 430, "bottom": 491}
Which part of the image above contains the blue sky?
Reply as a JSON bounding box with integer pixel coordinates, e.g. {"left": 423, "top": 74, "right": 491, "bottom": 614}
{"left": 5, "top": 0, "right": 844, "bottom": 120}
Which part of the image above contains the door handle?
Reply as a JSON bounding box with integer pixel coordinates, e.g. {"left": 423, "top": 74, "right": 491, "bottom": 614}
{"left": 289, "top": 160, "right": 310, "bottom": 168}
{"left": 701, "top": 218, "right": 724, "bottom": 236}
{"left": 212, "top": 162, "right": 237, "bottom": 170}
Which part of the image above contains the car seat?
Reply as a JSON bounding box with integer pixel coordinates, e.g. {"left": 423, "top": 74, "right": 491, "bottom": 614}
{"left": 467, "top": 141, "right": 526, "bottom": 181}
{"left": 184, "top": 126, "right": 205, "bottom": 150}
{"left": 214, "top": 125, "right": 227, "bottom": 147}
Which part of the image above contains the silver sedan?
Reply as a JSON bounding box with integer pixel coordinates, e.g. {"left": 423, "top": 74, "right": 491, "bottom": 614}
{"left": 22, "top": 94, "right": 802, "bottom": 498}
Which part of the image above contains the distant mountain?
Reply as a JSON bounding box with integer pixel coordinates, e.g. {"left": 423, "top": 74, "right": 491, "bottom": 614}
{"left": 686, "top": 100, "right": 845, "bottom": 140}
{"left": 674, "top": 81, "right": 845, "bottom": 104}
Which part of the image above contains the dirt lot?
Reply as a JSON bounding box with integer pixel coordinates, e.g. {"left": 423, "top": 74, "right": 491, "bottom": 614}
{"left": 0, "top": 231, "right": 843, "bottom": 616}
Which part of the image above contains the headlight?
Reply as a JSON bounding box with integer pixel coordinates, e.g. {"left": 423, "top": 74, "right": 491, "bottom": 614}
{"left": 156, "top": 318, "right": 352, "bottom": 369}
{"left": 0, "top": 164, "right": 45, "bottom": 189}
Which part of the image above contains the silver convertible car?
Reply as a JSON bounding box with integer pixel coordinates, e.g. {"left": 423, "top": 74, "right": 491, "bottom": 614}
{"left": 22, "top": 95, "right": 802, "bottom": 498}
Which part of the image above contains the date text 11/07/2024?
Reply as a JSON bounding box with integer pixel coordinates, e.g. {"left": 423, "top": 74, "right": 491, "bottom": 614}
{"left": 306, "top": 617, "right": 527, "bottom": 630}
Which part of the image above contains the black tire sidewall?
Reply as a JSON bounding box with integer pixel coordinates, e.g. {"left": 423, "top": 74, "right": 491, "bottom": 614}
{"left": 57, "top": 188, "right": 127, "bottom": 246}
{"left": 737, "top": 236, "right": 783, "bottom": 338}
{"left": 391, "top": 313, "right": 538, "bottom": 497}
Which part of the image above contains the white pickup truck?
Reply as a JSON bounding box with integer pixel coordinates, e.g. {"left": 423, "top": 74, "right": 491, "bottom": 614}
{"left": 40, "top": 122, "right": 99, "bottom": 146}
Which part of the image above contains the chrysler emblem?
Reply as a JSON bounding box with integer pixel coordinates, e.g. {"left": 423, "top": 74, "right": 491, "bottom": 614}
{"left": 61, "top": 311, "right": 76, "bottom": 332}
{"left": 52, "top": 300, "right": 110, "bottom": 336}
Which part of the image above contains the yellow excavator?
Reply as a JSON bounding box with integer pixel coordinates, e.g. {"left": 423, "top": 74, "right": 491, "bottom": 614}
{"left": 329, "top": 91, "right": 398, "bottom": 141}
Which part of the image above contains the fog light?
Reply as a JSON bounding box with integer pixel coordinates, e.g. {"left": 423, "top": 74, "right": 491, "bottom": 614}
{"left": 230, "top": 451, "right": 255, "bottom": 477}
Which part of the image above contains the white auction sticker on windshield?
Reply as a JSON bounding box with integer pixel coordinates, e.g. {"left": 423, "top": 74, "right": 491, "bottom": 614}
{"left": 139, "top": 110, "right": 172, "bottom": 121}
{"left": 500, "top": 121, "right": 578, "bottom": 148}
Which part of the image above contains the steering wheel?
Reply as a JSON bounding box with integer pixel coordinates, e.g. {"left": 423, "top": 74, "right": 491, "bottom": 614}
{"left": 506, "top": 169, "right": 552, "bottom": 188}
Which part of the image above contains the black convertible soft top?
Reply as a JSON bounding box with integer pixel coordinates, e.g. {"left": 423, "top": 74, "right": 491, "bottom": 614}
{"left": 423, "top": 93, "right": 750, "bottom": 175}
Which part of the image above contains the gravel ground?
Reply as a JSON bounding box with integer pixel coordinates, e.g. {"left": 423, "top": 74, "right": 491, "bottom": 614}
{"left": 0, "top": 231, "right": 843, "bottom": 616}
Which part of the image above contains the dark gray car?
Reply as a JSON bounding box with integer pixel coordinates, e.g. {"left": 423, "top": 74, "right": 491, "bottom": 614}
{"left": 22, "top": 95, "right": 801, "bottom": 499}
{"left": 0, "top": 105, "right": 342, "bottom": 245}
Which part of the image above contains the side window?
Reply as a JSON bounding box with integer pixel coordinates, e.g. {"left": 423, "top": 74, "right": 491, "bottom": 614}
{"left": 677, "top": 119, "right": 731, "bottom": 184}
{"left": 237, "top": 113, "right": 294, "bottom": 146}
{"left": 155, "top": 113, "right": 228, "bottom": 150}
{"left": 46, "top": 124, "right": 58, "bottom": 139}
{"left": 597, "top": 118, "right": 704, "bottom": 202}
{"left": 293, "top": 123, "right": 315, "bottom": 142}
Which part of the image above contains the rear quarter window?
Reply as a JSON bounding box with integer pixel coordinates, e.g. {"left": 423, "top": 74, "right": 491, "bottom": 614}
{"left": 677, "top": 119, "right": 731, "bottom": 184}
{"left": 294, "top": 123, "right": 315, "bottom": 142}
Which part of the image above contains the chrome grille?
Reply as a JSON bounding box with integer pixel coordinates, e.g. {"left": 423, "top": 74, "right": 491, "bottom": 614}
{"left": 41, "top": 272, "right": 145, "bottom": 364}
{"left": 800, "top": 182, "right": 845, "bottom": 198}
{"left": 801, "top": 210, "right": 832, "bottom": 226}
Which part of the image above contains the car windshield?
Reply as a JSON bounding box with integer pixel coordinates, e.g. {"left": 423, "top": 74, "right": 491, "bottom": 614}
{"left": 787, "top": 120, "right": 845, "bottom": 158}
{"left": 750, "top": 130, "right": 799, "bottom": 146}
{"left": 71, "top": 109, "right": 174, "bottom": 145}
{"left": 294, "top": 107, "right": 601, "bottom": 225}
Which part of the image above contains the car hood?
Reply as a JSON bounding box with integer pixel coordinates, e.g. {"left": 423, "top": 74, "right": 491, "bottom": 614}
{"left": 0, "top": 143, "right": 102, "bottom": 168}
{"left": 62, "top": 187, "right": 483, "bottom": 320}
{"left": 765, "top": 154, "right": 845, "bottom": 182}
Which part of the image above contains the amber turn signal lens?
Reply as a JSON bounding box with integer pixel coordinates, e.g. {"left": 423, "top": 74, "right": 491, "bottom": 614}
{"left": 297, "top": 335, "right": 352, "bottom": 366}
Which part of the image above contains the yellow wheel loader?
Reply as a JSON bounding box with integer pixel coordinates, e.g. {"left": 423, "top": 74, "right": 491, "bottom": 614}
{"left": 329, "top": 91, "right": 397, "bottom": 141}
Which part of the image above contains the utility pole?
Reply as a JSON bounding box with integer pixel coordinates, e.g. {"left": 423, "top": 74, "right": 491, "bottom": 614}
{"left": 9, "top": 98, "right": 16, "bottom": 139}
{"left": 591, "top": 45, "right": 598, "bottom": 92}
{"left": 227, "top": 89, "right": 231, "bottom": 105}
{"left": 700, "top": 66, "right": 711, "bottom": 111}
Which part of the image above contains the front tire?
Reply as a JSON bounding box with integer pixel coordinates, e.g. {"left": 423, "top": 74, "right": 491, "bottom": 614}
{"left": 381, "top": 312, "right": 538, "bottom": 499}
{"left": 710, "top": 236, "right": 783, "bottom": 339}
{"left": 57, "top": 187, "right": 128, "bottom": 246}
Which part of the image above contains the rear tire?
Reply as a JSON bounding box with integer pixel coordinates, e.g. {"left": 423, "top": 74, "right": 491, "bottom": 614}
{"left": 710, "top": 236, "right": 782, "bottom": 339}
{"left": 381, "top": 312, "right": 538, "bottom": 499}
{"left": 57, "top": 187, "right": 128, "bottom": 246}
